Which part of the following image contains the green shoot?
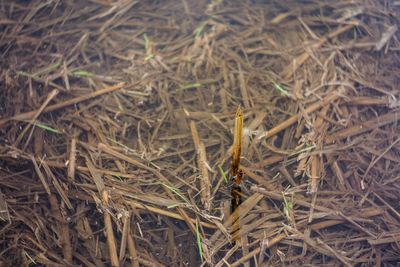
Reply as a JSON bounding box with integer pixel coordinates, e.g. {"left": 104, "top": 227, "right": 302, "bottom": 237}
{"left": 144, "top": 54, "right": 154, "bottom": 61}
{"left": 282, "top": 192, "right": 293, "bottom": 224}
{"left": 34, "top": 123, "right": 60, "bottom": 134}
{"left": 163, "top": 183, "right": 190, "bottom": 204}
{"left": 195, "top": 219, "right": 203, "bottom": 262}
{"left": 194, "top": 21, "right": 207, "bottom": 38}
{"left": 167, "top": 203, "right": 182, "bottom": 209}
{"left": 114, "top": 175, "right": 123, "bottom": 182}
{"left": 276, "top": 225, "right": 285, "bottom": 235}
{"left": 219, "top": 166, "right": 228, "bottom": 183}
{"left": 178, "top": 83, "right": 202, "bottom": 91}
{"left": 33, "top": 61, "right": 61, "bottom": 77}
{"left": 16, "top": 71, "right": 38, "bottom": 80}
{"left": 272, "top": 172, "right": 280, "bottom": 180}
{"left": 143, "top": 33, "right": 150, "bottom": 50}
{"left": 24, "top": 250, "right": 36, "bottom": 265}
{"left": 273, "top": 81, "right": 290, "bottom": 97}
{"left": 72, "top": 70, "right": 94, "bottom": 77}
{"left": 17, "top": 61, "right": 62, "bottom": 81}
{"left": 143, "top": 33, "right": 155, "bottom": 60}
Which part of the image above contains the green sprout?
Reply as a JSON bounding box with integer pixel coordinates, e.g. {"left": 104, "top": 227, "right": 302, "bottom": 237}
{"left": 143, "top": 33, "right": 150, "bottom": 50}
{"left": 178, "top": 83, "right": 202, "bottom": 91}
{"left": 219, "top": 166, "right": 228, "bottom": 183}
{"left": 195, "top": 219, "right": 203, "bottom": 262}
{"left": 23, "top": 250, "right": 36, "bottom": 265}
{"left": 273, "top": 81, "right": 290, "bottom": 96}
{"left": 272, "top": 172, "right": 280, "bottom": 180}
{"left": 34, "top": 123, "right": 60, "bottom": 134}
{"left": 163, "top": 183, "right": 190, "bottom": 204}
{"left": 194, "top": 21, "right": 207, "bottom": 38}
{"left": 144, "top": 54, "right": 155, "bottom": 61}
{"left": 282, "top": 192, "right": 293, "bottom": 224}
{"left": 72, "top": 70, "right": 94, "bottom": 77}
{"left": 16, "top": 71, "right": 39, "bottom": 80}
{"left": 114, "top": 175, "right": 123, "bottom": 182}
{"left": 167, "top": 203, "right": 182, "bottom": 209}
{"left": 33, "top": 61, "right": 61, "bottom": 77}
{"left": 143, "top": 33, "right": 154, "bottom": 60}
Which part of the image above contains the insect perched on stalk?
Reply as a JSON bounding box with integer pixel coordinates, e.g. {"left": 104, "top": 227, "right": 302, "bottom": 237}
{"left": 231, "top": 106, "right": 243, "bottom": 243}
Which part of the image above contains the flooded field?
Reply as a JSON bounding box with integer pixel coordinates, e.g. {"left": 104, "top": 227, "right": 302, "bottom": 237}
{"left": 1, "top": 0, "right": 400, "bottom": 266}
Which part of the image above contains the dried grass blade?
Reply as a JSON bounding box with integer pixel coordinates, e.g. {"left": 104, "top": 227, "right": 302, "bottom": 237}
{"left": 86, "top": 158, "right": 119, "bottom": 267}
{"left": 30, "top": 155, "right": 51, "bottom": 195}
{"left": 67, "top": 137, "right": 77, "bottom": 181}
{"left": 42, "top": 162, "right": 73, "bottom": 210}
{"left": 0, "top": 82, "right": 125, "bottom": 126}
{"left": 260, "top": 92, "right": 340, "bottom": 140}
{"left": 198, "top": 142, "right": 211, "bottom": 211}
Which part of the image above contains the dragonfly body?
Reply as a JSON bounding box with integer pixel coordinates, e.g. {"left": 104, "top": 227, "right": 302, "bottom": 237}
{"left": 230, "top": 107, "right": 244, "bottom": 243}
{"left": 231, "top": 107, "right": 243, "bottom": 184}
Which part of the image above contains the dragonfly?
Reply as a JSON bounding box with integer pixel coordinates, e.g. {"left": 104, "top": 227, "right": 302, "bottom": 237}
{"left": 230, "top": 106, "right": 244, "bottom": 243}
